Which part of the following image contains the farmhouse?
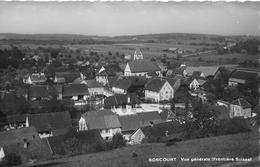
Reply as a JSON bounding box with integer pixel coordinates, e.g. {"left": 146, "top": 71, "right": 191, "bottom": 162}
{"left": 111, "top": 79, "right": 132, "bottom": 94}
{"left": 86, "top": 80, "right": 105, "bottom": 96}
{"left": 79, "top": 110, "right": 121, "bottom": 140}
{"left": 0, "top": 127, "right": 52, "bottom": 163}
{"left": 130, "top": 121, "right": 184, "bottom": 144}
{"left": 137, "top": 111, "right": 163, "bottom": 127}
{"left": 104, "top": 93, "right": 140, "bottom": 115}
{"left": 62, "top": 84, "right": 89, "bottom": 101}
{"left": 118, "top": 115, "right": 141, "bottom": 141}
{"left": 144, "top": 78, "right": 174, "bottom": 102}
{"left": 54, "top": 72, "right": 84, "bottom": 84}
{"left": 230, "top": 98, "right": 252, "bottom": 119}
{"left": 186, "top": 66, "right": 219, "bottom": 78}
{"left": 26, "top": 111, "right": 72, "bottom": 138}
{"left": 228, "top": 70, "right": 259, "bottom": 86}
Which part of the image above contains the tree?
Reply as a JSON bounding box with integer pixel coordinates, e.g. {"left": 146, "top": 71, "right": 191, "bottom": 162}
{"left": 185, "top": 100, "right": 218, "bottom": 139}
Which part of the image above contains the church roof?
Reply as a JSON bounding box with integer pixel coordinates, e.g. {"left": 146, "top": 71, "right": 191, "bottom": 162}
{"left": 127, "top": 59, "right": 160, "bottom": 73}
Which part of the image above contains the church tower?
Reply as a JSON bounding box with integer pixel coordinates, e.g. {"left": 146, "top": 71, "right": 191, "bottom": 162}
{"left": 133, "top": 48, "right": 143, "bottom": 60}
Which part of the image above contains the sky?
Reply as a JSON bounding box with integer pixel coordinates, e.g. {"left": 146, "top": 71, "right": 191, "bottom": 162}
{"left": 0, "top": 2, "right": 259, "bottom": 36}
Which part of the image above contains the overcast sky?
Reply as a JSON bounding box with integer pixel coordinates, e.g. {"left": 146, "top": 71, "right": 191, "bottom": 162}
{"left": 0, "top": 2, "right": 259, "bottom": 36}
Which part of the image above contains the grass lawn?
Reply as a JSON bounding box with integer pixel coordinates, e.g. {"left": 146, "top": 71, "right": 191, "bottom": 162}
{"left": 30, "top": 129, "right": 259, "bottom": 167}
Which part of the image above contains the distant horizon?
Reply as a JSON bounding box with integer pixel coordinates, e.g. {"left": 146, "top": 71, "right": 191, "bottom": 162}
{"left": 0, "top": 32, "right": 259, "bottom": 38}
{"left": 0, "top": 2, "right": 259, "bottom": 36}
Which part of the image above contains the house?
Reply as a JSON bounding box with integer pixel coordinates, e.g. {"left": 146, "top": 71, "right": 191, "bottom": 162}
{"left": 118, "top": 115, "right": 141, "bottom": 141}
{"left": 230, "top": 98, "right": 252, "bottom": 119}
{"left": 95, "top": 67, "right": 115, "bottom": 86}
{"left": 24, "top": 73, "right": 47, "bottom": 85}
{"left": 3, "top": 114, "right": 27, "bottom": 130}
{"left": 186, "top": 66, "right": 219, "bottom": 78}
{"left": 47, "top": 129, "right": 104, "bottom": 155}
{"left": 124, "top": 49, "right": 161, "bottom": 77}
{"left": 86, "top": 80, "right": 105, "bottom": 96}
{"left": 184, "top": 77, "right": 200, "bottom": 90}
{"left": 104, "top": 93, "right": 140, "bottom": 115}
{"left": 228, "top": 70, "right": 259, "bottom": 86}
{"left": 137, "top": 111, "right": 163, "bottom": 127}
{"left": 111, "top": 79, "right": 132, "bottom": 94}
{"left": 79, "top": 110, "right": 121, "bottom": 140}
{"left": 0, "top": 127, "right": 52, "bottom": 163}
{"left": 144, "top": 78, "right": 174, "bottom": 102}
{"left": 26, "top": 111, "right": 72, "bottom": 138}
{"left": 130, "top": 121, "right": 184, "bottom": 144}
{"left": 111, "top": 76, "right": 148, "bottom": 96}
{"left": 54, "top": 72, "right": 84, "bottom": 84}
{"left": 63, "top": 84, "right": 89, "bottom": 101}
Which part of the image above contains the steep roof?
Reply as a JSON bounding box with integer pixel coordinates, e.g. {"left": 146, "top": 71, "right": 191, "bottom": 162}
{"left": 118, "top": 115, "right": 141, "bottom": 132}
{"left": 186, "top": 66, "right": 219, "bottom": 77}
{"left": 112, "top": 79, "right": 132, "bottom": 90}
{"left": 82, "top": 110, "right": 121, "bottom": 130}
{"left": 145, "top": 78, "right": 167, "bottom": 92}
{"left": 63, "top": 84, "right": 89, "bottom": 97}
{"left": 7, "top": 114, "right": 27, "bottom": 124}
{"left": 231, "top": 98, "right": 252, "bottom": 109}
{"left": 55, "top": 72, "right": 81, "bottom": 83}
{"left": 137, "top": 111, "right": 162, "bottom": 126}
{"left": 27, "top": 111, "right": 72, "bottom": 133}
{"left": 3, "top": 137, "right": 52, "bottom": 163}
{"left": 140, "top": 121, "right": 185, "bottom": 140}
{"left": 86, "top": 80, "right": 103, "bottom": 88}
{"left": 29, "top": 85, "right": 49, "bottom": 98}
{"left": 104, "top": 93, "right": 140, "bottom": 108}
{"left": 229, "top": 70, "right": 259, "bottom": 81}
{"left": 0, "top": 127, "right": 39, "bottom": 147}
{"left": 128, "top": 59, "right": 160, "bottom": 73}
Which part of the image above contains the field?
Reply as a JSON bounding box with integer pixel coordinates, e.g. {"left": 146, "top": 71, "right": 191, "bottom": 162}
{"left": 29, "top": 128, "right": 259, "bottom": 167}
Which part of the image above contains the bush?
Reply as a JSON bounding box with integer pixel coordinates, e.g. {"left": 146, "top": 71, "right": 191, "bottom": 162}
{"left": 63, "top": 137, "right": 82, "bottom": 156}
{"left": 2, "top": 153, "right": 22, "bottom": 166}
{"left": 110, "top": 133, "right": 126, "bottom": 149}
{"left": 214, "top": 118, "right": 251, "bottom": 136}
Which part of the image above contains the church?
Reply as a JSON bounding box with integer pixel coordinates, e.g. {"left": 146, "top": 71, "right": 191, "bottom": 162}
{"left": 124, "top": 49, "right": 161, "bottom": 77}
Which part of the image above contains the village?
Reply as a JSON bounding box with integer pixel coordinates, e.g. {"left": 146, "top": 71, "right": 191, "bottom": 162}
{"left": 0, "top": 38, "right": 259, "bottom": 166}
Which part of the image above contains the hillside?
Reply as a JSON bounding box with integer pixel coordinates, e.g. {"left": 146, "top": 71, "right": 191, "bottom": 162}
{"left": 30, "top": 130, "right": 258, "bottom": 167}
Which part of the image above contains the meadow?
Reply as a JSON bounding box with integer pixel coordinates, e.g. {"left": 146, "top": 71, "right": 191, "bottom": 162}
{"left": 30, "top": 129, "right": 258, "bottom": 167}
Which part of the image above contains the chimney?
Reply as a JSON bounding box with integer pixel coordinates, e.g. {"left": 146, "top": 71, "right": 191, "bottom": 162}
{"left": 23, "top": 138, "right": 28, "bottom": 149}
{"left": 127, "top": 96, "right": 131, "bottom": 104}
{"left": 149, "top": 121, "right": 154, "bottom": 127}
